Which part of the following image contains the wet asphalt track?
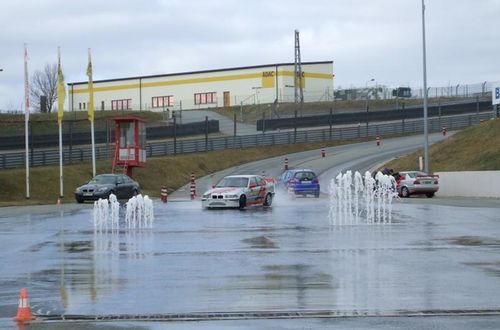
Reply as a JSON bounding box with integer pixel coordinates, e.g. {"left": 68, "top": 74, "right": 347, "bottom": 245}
{"left": 1, "top": 133, "right": 500, "bottom": 329}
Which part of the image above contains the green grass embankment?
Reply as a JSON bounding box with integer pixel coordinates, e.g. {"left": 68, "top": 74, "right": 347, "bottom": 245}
{"left": 384, "top": 117, "right": 500, "bottom": 173}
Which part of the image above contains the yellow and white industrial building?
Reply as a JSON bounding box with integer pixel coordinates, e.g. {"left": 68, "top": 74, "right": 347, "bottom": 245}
{"left": 68, "top": 61, "right": 334, "bottom": 112}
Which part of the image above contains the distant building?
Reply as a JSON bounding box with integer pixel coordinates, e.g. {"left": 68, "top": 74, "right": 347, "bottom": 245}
{"left": 67, "top": 61, "right": 334, "bottom": 113}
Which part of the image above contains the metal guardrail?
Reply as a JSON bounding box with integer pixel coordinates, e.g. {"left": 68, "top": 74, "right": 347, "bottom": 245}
{"left": 0, "top": 112, "right": 495, "bottom": 170}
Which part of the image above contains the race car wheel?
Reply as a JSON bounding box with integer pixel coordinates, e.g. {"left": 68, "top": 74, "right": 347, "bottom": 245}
{"left": 263, "top": 193, "right": 273, "bottom": 207}
{"left": 314, "top": 191, "right": 320, "bottom": 198}
{"left": 239, "top": 195, "right": 247, "bottom": 209}
{"left": 401, "top": 186, "right": 410, "bottom": 198}
{"left": 426, "top": 192, "right": 435, "bottom": 198}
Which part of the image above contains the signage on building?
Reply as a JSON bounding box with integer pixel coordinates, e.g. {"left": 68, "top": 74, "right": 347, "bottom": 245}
{"left": 493, "top": 83, "right": 500, "bottom": 105}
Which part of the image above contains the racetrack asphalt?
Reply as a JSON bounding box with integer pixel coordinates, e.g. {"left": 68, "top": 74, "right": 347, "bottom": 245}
{"left": 1, "top": 132, "right": 500, "bottom": 329}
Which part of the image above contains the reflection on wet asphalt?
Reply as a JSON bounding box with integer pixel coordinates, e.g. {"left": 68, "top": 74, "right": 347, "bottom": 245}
{"left": 1, "top": 193, "right": 500, "bottom": 327}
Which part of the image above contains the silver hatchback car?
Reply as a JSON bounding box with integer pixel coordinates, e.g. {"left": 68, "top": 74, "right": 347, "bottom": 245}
{"left": 394, "top": 171, "right": 439, "bottom": 198}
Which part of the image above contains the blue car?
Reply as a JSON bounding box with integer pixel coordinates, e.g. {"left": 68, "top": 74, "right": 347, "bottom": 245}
{"left": 278, "top": 169, "right": 320, "bottom": 198}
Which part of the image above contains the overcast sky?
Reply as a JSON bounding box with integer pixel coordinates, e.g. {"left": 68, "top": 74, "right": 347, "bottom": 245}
{"left": 0, "top": 0, "right": 498, "bottom": 110}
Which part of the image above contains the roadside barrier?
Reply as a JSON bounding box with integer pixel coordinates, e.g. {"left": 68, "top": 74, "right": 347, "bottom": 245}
{"left": 13, "top": 288, "right": 35, "bottom": 322}
{"left": 0, "top": 112, "right": 493, "bottom": 170}
{"left": 160, "top": 186, "right": 168, "bottom": 203}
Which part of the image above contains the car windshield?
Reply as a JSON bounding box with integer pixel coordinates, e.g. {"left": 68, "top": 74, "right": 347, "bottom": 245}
{"left": 216, "top": 177, "right": 249, "bottom": 188}
{"left": 89, "top": 175, "right": 116, "bottom": 185}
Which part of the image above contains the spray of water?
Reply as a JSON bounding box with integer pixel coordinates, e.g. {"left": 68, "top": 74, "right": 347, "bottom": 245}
{"left": 93, "top": 194, "right": 120, "bottom": 231}
{"left": 92, "top": 193, "right": 154, "bottom": 230}
{"left": 125, "top": 194, "right": 154, "bottom": 229}
{"left": 329, "top": 171, "right": 397, "bottom": 225}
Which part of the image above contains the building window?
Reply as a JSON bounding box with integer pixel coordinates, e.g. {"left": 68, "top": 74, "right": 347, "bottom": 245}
{"left": 194, "top": 92, "right": 217, "bottom": 105}
{"left": 111, "top": 99, "right": 132, "bottom": 110}
{"left": 152, "top": 95, "right": 174, "bottom": 108}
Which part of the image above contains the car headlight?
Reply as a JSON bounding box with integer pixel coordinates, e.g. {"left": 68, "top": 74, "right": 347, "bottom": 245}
{"left": 225, "top": 194, "right": 238, "bottom": 199}
{"left": 202, "top": 193, "right": 211, "bottom": 199}
{"left": 97, "top": 187, "right": 109, "bottom": 193}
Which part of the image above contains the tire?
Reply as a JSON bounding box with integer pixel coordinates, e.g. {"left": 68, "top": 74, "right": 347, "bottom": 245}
{"left": 263, "top": 193, "right": 273, "bottom": 207}
{"left": 108, "top": 190, "right": 115, "bottom": 199}
{"left": 401, "top": 187, "right": 410, "bottom": 198}
{"left": 426, "top": 192, "right": 435, "bottom": 198}
{"left": 314, "top": 191, "right": 320, "bottom": 198}
{"left": 239, "top": 195, "right": 247, "bottom": 209}
{"left": 76, "top": 197, "right": 84, "bottom": 204}
{"left": 133, "top": 189, "right": 138, "bottom": 196}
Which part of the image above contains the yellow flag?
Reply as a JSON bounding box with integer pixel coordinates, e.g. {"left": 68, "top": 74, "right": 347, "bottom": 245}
{"left": 57, "top": 48, "right": 66, "bottom": 124}
{"left": 87, "top": 49, "right": 94, "bottom": 122}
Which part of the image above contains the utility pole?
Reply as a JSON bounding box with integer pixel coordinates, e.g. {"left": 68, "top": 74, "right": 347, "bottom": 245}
{"left": 294, "top": 30, "right": 304, "bottom": 116}
{"left": 421, "top": 0, "right": 429, "bottom": 173}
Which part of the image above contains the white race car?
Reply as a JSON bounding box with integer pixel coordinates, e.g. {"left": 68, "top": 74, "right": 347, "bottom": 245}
{"left": 202, "top": 175, "right": 275, "bottom": 209}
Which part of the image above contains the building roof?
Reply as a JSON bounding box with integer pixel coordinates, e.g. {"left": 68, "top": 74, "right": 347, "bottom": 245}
{"left": 68, "top": 61, "right": 333, "bottom": 86}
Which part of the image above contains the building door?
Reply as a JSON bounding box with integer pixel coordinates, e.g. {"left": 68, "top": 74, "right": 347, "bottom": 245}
{"left": 223, "top": 91, "right": 230, "bottom": 108}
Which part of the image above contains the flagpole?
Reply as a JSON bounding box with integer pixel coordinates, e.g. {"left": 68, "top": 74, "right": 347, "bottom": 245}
{"left": 57, "top": 47, "right": 65, "bottom": 200}
{"left": 24, "top": 44, "right": 30, "bottom": 199}
{"left": 59, "top": 121, "right": 63, "bottom": 197}
{"left": 87, "top": 48, "right": 96, "bottom": 177}
{"left": 91, "top": 121, "right": 96, "bottom": 176}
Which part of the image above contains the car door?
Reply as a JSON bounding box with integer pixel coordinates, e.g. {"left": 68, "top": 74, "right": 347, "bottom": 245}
{"left": 115, "top": 175, "right": 126, "bottom": 199}
{"left": 248, "top": 177, "right": 262, "bottom": 203}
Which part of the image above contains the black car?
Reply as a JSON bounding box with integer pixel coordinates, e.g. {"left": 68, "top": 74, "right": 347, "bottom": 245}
{"left": 74, "top": 174, "right": 140, "bottom": 203}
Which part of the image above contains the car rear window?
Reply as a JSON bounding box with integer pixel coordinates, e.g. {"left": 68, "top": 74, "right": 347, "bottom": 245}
{"left": 294, "top": 171, "right": 316, "bottom": 180}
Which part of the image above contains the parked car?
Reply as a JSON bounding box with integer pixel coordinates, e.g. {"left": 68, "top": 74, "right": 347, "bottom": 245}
{"left": 394, "top": 171, "right": 439, "bottom": 198}
{"left": 278, "top": 169, "right": 320, "bottom": 197}
{"left": 74, "top": 173, "right": 140, "bottom": 203}
{"left": 201, "top": 175, "right": 275, "bottom": 209}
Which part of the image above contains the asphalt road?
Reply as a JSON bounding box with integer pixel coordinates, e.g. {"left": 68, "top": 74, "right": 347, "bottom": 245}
{"left": 1, "top": 132, "right": 500, "bottom": 329}
{"left": 171, "top": 132, "right": 448, "bottom": 199}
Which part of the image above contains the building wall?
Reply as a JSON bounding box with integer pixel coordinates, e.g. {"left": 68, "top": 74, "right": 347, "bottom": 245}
{"left": 68, "top": 61, "right": 333, "bottom": 112}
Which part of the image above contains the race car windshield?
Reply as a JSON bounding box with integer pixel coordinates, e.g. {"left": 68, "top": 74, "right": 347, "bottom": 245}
{"left": 216, "top": 177, "right": 249, "bottom": 188}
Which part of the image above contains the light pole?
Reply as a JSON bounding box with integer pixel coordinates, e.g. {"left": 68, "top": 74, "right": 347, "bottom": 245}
{"left": 365, "top": 78, "right": 375, "bottom": 108}
{"left": 421, "top": 0, "right": 429, "bottom": 173}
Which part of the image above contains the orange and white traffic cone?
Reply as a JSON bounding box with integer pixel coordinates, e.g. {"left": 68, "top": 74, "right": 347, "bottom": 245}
{"left": 321, "top": 148, "right": 325, "bottom": 158}
{"left": 190, "top": 172, "right": 196, "bottom": 200}
{"left": 160, "top": 186, "right": 168, "bottom": 203}
{"left": 13, "top": 288, "right": 35, "bottom": 322}
{"left": 284, "top": 157, "right": 289, "bottom": 170}
{"left": 57, "top": 197, "right": 62, "bottom": 205}
{"left": 376, "top": 136, "right": 381, "bottom": 146}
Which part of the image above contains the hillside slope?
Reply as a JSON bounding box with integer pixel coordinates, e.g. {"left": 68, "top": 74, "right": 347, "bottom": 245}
{"left": 384, "top": 117, "right": 500, "bottom": 172}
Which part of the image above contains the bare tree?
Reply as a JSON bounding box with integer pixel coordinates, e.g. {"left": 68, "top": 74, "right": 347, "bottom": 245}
{"left": 30, "top": 63, "right": 57, "bottom": 113}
